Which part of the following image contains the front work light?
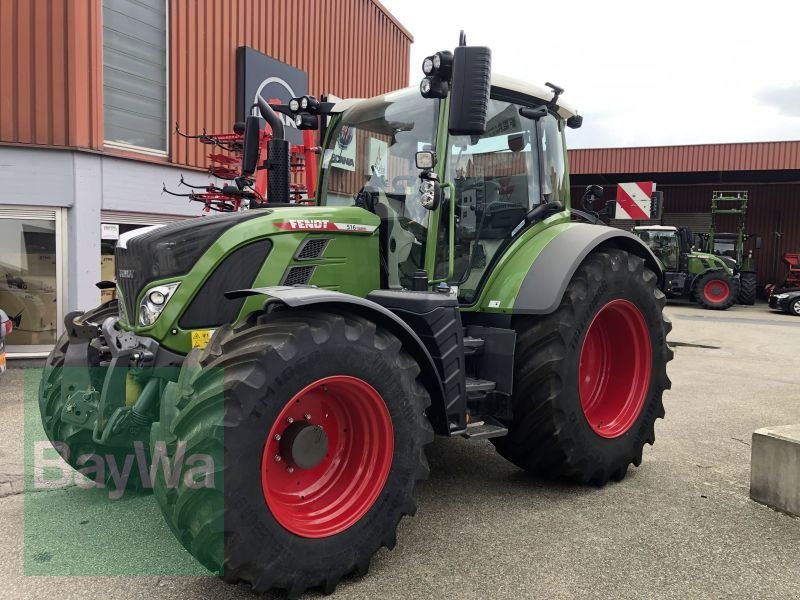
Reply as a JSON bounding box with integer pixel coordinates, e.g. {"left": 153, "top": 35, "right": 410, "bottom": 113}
{"left": 422, "top": 51, "right": 454, "bottom": 79}
{"left": 294, "top": 112, "right": 318, "bottom": 130}
{"left": 288, "top": 98, "right": 301, "bottom": 112}
{"left": 299, "top": 95, "right": 320, "bottom": 114}
{"left": 415, "top": 151, "right": 437, "bottom": 170}
{"left": 420, "top": 77, "right": 448, "bottom": 99}
{"left": 139, "top": 282, "right": 180, "bottom": 326}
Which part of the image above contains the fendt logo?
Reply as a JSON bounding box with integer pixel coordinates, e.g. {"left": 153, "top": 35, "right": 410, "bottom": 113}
{"left": 286, "top": 219, "right": 331, "bottom": 230}
{"left": 274, "top": 220, "right": 378, "bottom": 233}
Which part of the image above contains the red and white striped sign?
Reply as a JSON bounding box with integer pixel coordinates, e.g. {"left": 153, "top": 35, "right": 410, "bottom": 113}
{"left": 615, "top": 182, "right": 655, "bottom": 220}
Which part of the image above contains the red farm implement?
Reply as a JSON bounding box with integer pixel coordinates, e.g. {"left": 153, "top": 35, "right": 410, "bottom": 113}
{"left": 765, "top": 253, "right": 800, "bottom": 296}
{"left": 165, "top": 102, "right": 319, "bottom": 212}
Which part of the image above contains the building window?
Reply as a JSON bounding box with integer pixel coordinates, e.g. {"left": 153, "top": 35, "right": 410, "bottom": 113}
{"left": 0, "top": 208, "right": 64, "bottom": 353}
{"left": 103, "top": 0, "right": 168, "bottom": 153}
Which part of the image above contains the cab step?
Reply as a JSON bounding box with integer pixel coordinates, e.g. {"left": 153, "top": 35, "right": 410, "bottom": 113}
{"left": 465, "top": 376, "right": 495, "bottom": 394}
{"left": 463, "top": 336, "right": 485, "bottom": 357}
{"left": 461, "top": 417, "right": 508, "bottom": 440}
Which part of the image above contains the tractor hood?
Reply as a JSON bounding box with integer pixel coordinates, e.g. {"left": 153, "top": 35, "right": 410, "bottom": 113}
{"left": 115, "top": 206, "right": 381, "bottom": 353}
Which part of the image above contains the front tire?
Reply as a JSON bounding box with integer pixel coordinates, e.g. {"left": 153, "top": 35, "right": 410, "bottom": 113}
{"left": 493, "top": 248, "right": 672, "bottom": 485}
{"left": 738, "top": 272, "right": 757, "bottom": 305}
{"left": 789, "top": 298, "right": 800, "bottom": 316}
{"left": 38, "top": 300, "right": 141, "bottom": 489}
{"left": 151, "top": 310, "right": 433, "bottom": 596}
{"left": 695, "top": 270, "right": 738, "bottom": 310}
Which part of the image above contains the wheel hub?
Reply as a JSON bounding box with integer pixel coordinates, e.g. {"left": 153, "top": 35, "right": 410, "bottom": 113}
{"left": 578, "top": 299, "right": 652, "bottom": 438}
{"left": 279, "top": 422, "right": 329, "bottom": 470}
{"left": 261, "top": 376, "right": 394, "bottom": 538}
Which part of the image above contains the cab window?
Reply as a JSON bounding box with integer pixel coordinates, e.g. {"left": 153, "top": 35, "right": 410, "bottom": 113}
{"left": 441, "top": 97, "right": 547, "bottom": 303}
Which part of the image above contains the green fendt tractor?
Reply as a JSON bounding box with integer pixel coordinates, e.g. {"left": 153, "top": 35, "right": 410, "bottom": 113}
{"left": 700, "top": 191, "right": 760, "bottom": 305}
{"left": 39, "top": 41, "right": 672, "bottom": 596}
{"left": 633, "top": 225, "right": 739, "bottom": 310}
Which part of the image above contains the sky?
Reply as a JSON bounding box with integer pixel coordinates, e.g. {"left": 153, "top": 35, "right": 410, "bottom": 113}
{"left": 379, "top": 0, "right": 800, "bottom": 149}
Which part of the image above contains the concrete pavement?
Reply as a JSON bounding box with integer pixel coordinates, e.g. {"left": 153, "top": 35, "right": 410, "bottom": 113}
{"left": 1, "top": 300, "right": 798, "bottom": 599}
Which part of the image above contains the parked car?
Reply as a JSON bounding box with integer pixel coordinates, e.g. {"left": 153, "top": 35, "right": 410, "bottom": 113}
{"left": 0, "top": 309, "right": 14, "bottom": 374}
{"left": 768, "top": 288, "right": 800, "bottom": 316}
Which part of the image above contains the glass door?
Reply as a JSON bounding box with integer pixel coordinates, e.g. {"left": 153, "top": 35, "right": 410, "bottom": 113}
{"left": 0, "top": 207, "right": 65, "bottom": 355}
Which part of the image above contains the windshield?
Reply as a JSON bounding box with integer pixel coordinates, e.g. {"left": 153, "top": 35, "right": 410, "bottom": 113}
{"left": 713, "top": 239, "right": 737, "bottom": 258}
{"left": 319, "top": 89, "right": 438, "bottom": 289}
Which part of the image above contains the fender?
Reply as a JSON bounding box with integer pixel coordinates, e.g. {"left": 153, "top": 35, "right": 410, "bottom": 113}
{"left": 226, "top": 286, "right": 449, "bottom": 433}
{"left": 514, "top": 223, "right": 662, "bottom": 315}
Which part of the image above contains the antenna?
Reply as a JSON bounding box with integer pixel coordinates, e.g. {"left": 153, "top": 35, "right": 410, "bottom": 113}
{"left": 459, "top": 30, "right": 467, "bottom": 46}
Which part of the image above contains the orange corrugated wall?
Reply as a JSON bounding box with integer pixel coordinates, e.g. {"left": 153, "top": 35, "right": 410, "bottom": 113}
{"left": 0, "top": 0, "right": 410, "bottom": 159}
{"left": 0, "top": 0, "right": 103, "bottom": 149}
{"left": 169, "top": 0, "right": 412, "bottom": 168}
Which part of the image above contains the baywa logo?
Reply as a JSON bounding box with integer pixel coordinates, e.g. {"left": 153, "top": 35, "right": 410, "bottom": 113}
{"left": 252, "top": 76, "right": 298, "bottom": 131}
{"left": 337, "top": 125, "right": 354, "bottom": 149}
{"left": 34, "top": 440, "right": 215, "bottom": 500}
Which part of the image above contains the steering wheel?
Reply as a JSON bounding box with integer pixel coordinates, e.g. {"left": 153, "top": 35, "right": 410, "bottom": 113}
{"left": 484, "top": 200, "right": 522, "bottom": 216}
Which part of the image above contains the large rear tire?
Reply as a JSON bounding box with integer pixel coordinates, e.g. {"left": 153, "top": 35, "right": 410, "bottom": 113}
{"left": 493, "top": 248, "right": 672, "bottom": 485}
{"left": 695, "top": 270, "right": 738, "bottom": 310}
{"left": 38, "top": 300, "right": 142, "bottom": 489}
{"left": 738, "top": 272, "right": 757, "bottom": 305}
{"left": 151, "top": 310, "right": 433, "bottom": 596}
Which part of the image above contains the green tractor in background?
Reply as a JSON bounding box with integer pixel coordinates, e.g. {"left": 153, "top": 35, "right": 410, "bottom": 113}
{"left": 633, "top": 225, "right": 739, "bottom": 310}
{"left": 698, "top": 191, "right": 760, "bottom": 305}
{"left": 38, "top": 40, "right": 672, "bottom": 596}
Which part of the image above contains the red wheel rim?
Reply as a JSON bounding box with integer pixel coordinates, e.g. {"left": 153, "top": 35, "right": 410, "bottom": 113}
{"left": 578, "top": 299, "right": 652, "bottom": 438}
{"left": 703, "top": 279, "right": 730, "bottom": 303}
{"left": 261, "top": 376, "right": 394, "bottom": 538}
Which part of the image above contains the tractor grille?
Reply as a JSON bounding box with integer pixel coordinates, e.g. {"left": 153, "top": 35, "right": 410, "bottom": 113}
{"left": 282, "top": 266, "right": 315, "bottom": 286}
{"left": 295, "top": 238, "right": 330, "bottom": 260}
{"left": 114, "top": 211, "right": 268, "bottom": 322}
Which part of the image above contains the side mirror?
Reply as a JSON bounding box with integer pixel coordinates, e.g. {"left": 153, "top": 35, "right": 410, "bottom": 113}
{"left": 448, "top": 46, "right": 492, "bottom": 136}
{"left": 241, "top": 116, "right": 261, "bottom": 177}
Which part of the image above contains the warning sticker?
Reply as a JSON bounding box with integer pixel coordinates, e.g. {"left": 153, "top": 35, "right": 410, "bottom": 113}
{"left": 190, "top": 330, "right": 215, "bottom": 349}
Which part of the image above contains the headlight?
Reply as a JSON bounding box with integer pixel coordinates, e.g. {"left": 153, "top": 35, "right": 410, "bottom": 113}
{"left": 774, "top": 293, "right": 789, "bottom": 299}
{"left": 420, "top": 77, "right": 432, "bottom": 95}
{"left": 117, "top": 285, "right": 129, "bottom": 324}
{"left": 288, "top": 98, "right": 300, "bottom": 112}
{"left": 422, "top": 56, "right": 434, "bottom": 75}
{"left": 139, "top": 282, "right": 180, "bottom": 326}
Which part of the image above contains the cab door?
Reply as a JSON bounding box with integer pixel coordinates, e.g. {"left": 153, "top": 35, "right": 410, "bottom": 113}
{"left": 437, "top": 94, "right": 566, "bottom": 304}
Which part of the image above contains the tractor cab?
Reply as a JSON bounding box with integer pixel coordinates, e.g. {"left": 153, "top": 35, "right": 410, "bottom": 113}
{"left": 634, "top": 225, "right": 681, "bottom": 271}
{"left": 318, "top": 73, "right": 578, "bottom": 304}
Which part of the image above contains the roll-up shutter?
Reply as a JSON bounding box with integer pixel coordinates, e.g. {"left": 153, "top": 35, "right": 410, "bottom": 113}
{"left": 100, "top": 210, "right": 191, "bottom": 226}
{"left": 0, "top": 207, "right": 58, "bottom": 220}
{"left": 103, "top": 0, "right": 168, "bottom": 151}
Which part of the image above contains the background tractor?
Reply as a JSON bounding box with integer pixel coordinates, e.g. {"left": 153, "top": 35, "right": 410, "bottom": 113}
{"left": 698, "top": 191, "right": 760, "bottom": 304}
{"left": 633, "top": 225, "right": 739, "bottom": 310}
{"left": 38, "top": 38, "right": 672, "bottom": 597}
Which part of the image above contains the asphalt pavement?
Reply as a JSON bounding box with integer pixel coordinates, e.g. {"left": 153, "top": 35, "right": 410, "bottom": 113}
{"left": 1, "top": 300, "right": 798, "bottom": 599}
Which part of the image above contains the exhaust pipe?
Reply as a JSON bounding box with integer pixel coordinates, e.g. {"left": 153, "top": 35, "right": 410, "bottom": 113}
{"left": 256, "top": 95, "right": 290, "bottom": 203}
